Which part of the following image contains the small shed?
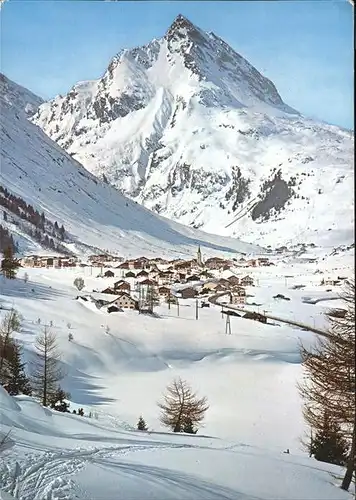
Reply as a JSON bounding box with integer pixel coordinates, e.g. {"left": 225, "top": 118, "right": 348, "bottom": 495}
{"left": 243, "top": 311, "right": 267, "bottom": 323}
{"left": 180, "top": 287, "right": 198, "bottom": 299}
{"left": 107, "top": 305, "right": 123, "bottom": 314}
{"left": 104, "top": 270, "right": 115, "bottom": 278}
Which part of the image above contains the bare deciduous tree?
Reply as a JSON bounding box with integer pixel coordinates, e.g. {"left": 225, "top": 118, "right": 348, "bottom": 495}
{"left": 298, "top": 279, "right": 355, "bottom": 491}
{"left": 0, "top": 308, "right": 22, "bottom": 382}
{"left": 30, "top": 325, "right": 64, "bottom": 407}
{"left": 158, "top": 377, "right": 209, "bottom": 433}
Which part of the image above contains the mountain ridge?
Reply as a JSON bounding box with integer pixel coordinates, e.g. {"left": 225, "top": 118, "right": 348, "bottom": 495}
{"left": 0, "top": 72, "right": 259, "bottom": 258}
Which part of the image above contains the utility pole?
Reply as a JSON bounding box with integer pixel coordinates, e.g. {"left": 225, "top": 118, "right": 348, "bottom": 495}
{"left": 195, "top": 299, "right": 199, "bottom": 320}
{"left": 225, "top": 314, "right": 231, "bottom": 335}
{"left": 168, "top": 290, "right": 171, "bottom": 310}
{"left": 177, "top": 299, "right": 180, "bottom": 317}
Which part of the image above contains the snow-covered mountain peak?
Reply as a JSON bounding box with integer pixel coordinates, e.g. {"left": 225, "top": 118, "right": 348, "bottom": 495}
{"left": 165, "top": 13, "right": 209, "bottom": 47}
{"left": 32, "top": 18, "right": 354, "bottom": 249}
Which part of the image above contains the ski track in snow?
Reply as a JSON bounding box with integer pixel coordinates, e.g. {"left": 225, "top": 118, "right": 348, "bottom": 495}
{"left": 2, "top": 442, "right": 196, "bottom": 500}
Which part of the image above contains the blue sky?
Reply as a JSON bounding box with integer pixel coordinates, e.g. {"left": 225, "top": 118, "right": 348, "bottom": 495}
{"left": 1, "top": 0, "right": 354, "bottom": 129}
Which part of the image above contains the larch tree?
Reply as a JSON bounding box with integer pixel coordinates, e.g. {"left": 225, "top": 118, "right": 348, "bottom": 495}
{"left": 30, "top": 325, "right": 64, "bottom": 407}
{"left": 158, "top": 377, "right": 209, "bottom": 433}
{"left": 298, "top": 279, "right": 355, "bottom": 491}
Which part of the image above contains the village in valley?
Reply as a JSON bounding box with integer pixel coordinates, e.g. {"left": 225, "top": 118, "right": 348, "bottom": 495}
{"left": 19, "top": 247, "right": 272, "bottom": 318}
{"left": 18, "top": 245, "right": 350, "bottom": 328}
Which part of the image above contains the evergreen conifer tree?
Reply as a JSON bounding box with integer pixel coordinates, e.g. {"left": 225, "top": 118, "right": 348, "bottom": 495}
{"left": 182, "top": 417, "right": 197, "bottom": 434}
{"left": 137, "top": 416, "right": 148, "bottom": 431}
{"left": 49, "top": 387, "right": 70, "bottom": 413}
{"left": 6, "top": 342, "right": 32, "bottom": 396}
{"left": 1, "top": 246, "right": 20, "bottom": 279}
{"left": 309, "top": 414, "right": 349, "bottom": 466}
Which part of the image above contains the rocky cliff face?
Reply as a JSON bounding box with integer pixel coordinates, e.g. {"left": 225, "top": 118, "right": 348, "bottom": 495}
{"left": 32, "top": 15, "right": 354, "bottom": 248}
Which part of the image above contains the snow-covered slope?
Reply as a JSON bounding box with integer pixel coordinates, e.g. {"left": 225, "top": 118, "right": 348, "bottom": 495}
{"left": 0, "top": 386, "right": 351, "bottom": 500}
{"left": 0, "top": 253, "right": 354, "bottom": 499}
{"left": 0, "top": 73, "right": 258, "bottom": 258}
{"left": 32, "top": 14, "right": 354, "bottom": 248}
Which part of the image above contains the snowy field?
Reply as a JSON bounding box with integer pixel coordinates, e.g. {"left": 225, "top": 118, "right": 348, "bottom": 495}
{"left": 0, "top": 251, "right": 354, "bottom": 499}
{"left": 1, "top": 384, "right": 352, "bottom": 500}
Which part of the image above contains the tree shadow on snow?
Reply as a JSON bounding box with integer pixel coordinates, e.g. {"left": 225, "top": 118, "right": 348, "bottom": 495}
{"left": 60, "top": 362, "right": 116, "bottom": 406}
{"left": 0, "top": 278, "right": 65, "bottom": 302}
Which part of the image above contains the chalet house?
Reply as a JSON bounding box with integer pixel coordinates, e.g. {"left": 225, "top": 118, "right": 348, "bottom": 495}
{"left": 240, "top": 276, "right": 254, "bottom": 286}
{"left": 243, "top": 311, "right": 267, "bottom": 324}
{"left": 186, "top": 274, "right": 201, "bottom": 283}
{"left": 149, "top": 263, "right": 160, "bottom": 273}
{"left": 202, "top": 282, "right": 219, "bottom": 291}
{"left": 180, "top": 287, "right": 198, "bottom": 299}
{"left": 137, "top": 270, "right": 149, "bottom": 279}
{"left": 20, "top": 256, "right": 38, "bottom": 267}
{"left": 324, "top": 278, "right": 341, "bottom": 286}
{"left": 246, "top": 259, "right": 257, "bottom": 267}
{"left": 104, "top": 270, "right": 115, "bottom": 278}
{"left": 219, "top": 278, "right": 231, "bottom": 287}
{"left": 125, "top": 271, "right": 136, "bottom": 278}
{"left": 204, "top": 257, "right": 226, "bottom": 270}
{"left": 109, "top": 293, "right": 138, "bottom": 310}
{"left": 174, "top": 262, "right": 191, "bottom": 271}
{"left": 140, "top": 278, "right": 158, "bottom": 287}
{"left": 227, "top": 276, "right": 240, "bottom": 286}
{"left": 110, "top": 256, "right": 124, "bottom": 263}
{"left": 24, "top": 255, "right": 68, "bottom": 268}
{"left": 231, "top": 293, "right": 246, "bottom": 305}
{"left": 232, "top": 286, "right": 246, "bottom": 297}
{"left": 157, "top": 271, "right": 174, "bottom": 285}
{"left": 150, "top": 257, "right": 169, "bottom": 265}
{"left": 101, "top": 287, "right": 117, "bottom": 295}
{"left": 132, "top": 257, "right": 150, "bottom": 269}
{"left": 117, "top": 262, "right": 130, "bottom": 270}
{"left": 88, "top": 254, "right": 107, "bottom": 263}
{"left": 158, "top": 286, "right": 171, "bottom": 296}
{"left": 113, "top": 280, "right": 131, "bottom": 292}
{"left": 258, "top": 258, "right": 270, "bottom": 266}
{"left": 214, "top": 284, "right": 228, "bottom": 292}
{"left": 148, "top": 270, "right": 159, "bottom": 280}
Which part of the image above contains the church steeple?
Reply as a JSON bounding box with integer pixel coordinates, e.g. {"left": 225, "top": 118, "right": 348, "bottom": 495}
{"left": 197, "top": 245, "right": 203, "bottom": 267}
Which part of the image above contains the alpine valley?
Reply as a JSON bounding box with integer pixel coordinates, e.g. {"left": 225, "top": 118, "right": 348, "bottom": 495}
{"left": 32, "top": 14, "right": 354, "bottom": 248}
